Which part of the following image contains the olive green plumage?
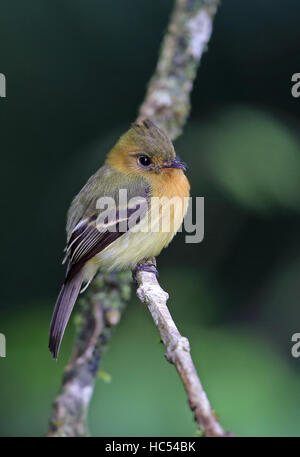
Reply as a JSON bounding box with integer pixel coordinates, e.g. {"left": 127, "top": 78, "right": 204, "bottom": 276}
{"left": 49, "top": 119, "right": 189, "bottom": 358}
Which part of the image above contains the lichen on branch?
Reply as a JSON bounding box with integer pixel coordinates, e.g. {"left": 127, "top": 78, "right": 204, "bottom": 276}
{"left": 138, "top": 0, "right": 219, "bottom": 140}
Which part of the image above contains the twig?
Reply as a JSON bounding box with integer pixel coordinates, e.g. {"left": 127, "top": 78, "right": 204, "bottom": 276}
{"left": 47, "top": 0, "right": 221, "bottom": 437}
{"left": 136, "top": 260, "right": 225, "bottom": 437}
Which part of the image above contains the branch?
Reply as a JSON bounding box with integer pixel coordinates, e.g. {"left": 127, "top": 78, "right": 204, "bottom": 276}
{"left": 47, "top": 0, "right": 221, "bottom": 437}
{"left": 138, "top": 0, "right": 219, "bottom": 140}
{"left": 136, "top": 260, "right": 225, "bottom": 437}
{"left": 47, "top": 273, "right": 131, "bottom": 436}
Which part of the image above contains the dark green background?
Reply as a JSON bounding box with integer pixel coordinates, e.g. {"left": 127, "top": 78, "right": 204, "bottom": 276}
{"left": 0, "top": 0, "right": 300, "bottom": 436}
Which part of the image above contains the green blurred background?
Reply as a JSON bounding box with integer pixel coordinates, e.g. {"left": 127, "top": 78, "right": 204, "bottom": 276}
{"left": 0, "top": 0, "right": 300, "bottom": 437}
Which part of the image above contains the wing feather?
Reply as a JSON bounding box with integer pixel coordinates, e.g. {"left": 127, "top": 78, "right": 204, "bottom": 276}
{"left": 64, "top": 188, "right": 149, "bottom": 281}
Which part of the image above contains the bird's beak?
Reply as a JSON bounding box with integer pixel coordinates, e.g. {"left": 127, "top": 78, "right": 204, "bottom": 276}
{"left": 163, "top": 158, "right": 186, "bottom": 171}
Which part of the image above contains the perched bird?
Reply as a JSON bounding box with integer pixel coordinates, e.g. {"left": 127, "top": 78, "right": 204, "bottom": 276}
{"left": 49, "top": 119, "right": 190, "bottom": 358}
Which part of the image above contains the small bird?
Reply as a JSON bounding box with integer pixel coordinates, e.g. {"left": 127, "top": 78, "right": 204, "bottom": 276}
{"left": 49, "top": 119, "right": 190, "bottom": 358}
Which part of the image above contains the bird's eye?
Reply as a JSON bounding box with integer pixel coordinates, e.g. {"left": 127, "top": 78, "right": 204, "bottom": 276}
{"left": 138, "top": 155, "right": 151, "bottom": 167}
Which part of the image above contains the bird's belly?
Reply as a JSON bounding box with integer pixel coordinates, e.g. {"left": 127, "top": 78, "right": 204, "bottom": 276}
{"left": 95, "top": 230, "right": 168, "bottom": 271}
{"left": 94, "top": 196, "right": 187, "bottom": 271}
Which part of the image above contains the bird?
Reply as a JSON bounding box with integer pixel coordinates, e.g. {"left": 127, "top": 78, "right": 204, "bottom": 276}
{"left": 49, "top": 119, "right": 190, "bottom": 358}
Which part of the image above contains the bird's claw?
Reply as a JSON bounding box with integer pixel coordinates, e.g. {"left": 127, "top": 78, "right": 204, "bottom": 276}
{"left": 132, "top": 260, "right": 159, "bottom": 284}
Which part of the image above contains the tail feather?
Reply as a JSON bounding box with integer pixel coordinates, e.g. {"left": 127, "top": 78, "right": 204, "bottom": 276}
{"left": 49, "top": 269, "right": 84, "bottom": 359}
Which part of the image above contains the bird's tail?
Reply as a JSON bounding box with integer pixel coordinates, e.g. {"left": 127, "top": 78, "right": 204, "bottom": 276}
{"left": 49, "top": 269, "right": 84, "bottom": 359}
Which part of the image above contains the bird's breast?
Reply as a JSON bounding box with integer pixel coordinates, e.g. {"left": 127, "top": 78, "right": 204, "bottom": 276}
{"left": 93, "top": 170, "right": 190, "bottom": 272}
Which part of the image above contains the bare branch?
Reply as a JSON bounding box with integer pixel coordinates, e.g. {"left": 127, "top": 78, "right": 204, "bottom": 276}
{"left": 136, "top": 259, "right": 225, "bottom": 437}
{"left": 47, "top": 273, "right": 131, "bottom": 436}
{"left": 138, "top": 0, "right": 219, "bottom": 140}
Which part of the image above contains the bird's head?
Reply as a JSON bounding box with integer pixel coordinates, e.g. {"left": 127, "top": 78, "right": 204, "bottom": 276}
{"left": 106, "top": 119, "right": 186, "bottom": 176}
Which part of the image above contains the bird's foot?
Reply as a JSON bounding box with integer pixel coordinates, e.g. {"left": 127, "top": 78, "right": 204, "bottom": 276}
{"left": 132, "top": 258, "right": 159, "bottom": 284}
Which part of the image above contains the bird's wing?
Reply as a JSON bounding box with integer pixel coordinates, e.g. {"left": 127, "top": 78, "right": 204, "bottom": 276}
{"left": 64, "top": 171, "right": 150, "bottom": 281}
